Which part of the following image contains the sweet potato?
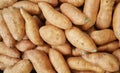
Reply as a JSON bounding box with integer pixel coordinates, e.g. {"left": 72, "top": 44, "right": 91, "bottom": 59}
{"left": 82, "top": 0, "right": 100, "bottom": 30}
{"left": 16, "top": 39, "right": 36, "bottom": 52}
{"left": 24, "top": 49, "right": 56, "bottom": 73}
{"left": 29, "top": 0, "right": 58, "bottom": 7}
{"left": 67, "top": 57, "right": 104, "bottom": 73}
{"left": 90, "top": 29, "right": 116, "bottom": 45}
{"left": 72, "top": 48, "right": 88, "bottom": 56}
{"left": 52, "top": 42, "right": 71, "bottom": 55}
{"left": 113, "top": 3, "right": 120, "bottom": 41}
{"left": 98, "top": 41, "right": 119, "bottom": 52}
{"left": 13, "top": 1, "right": 40, "bottom": 14}
{"left": 0, "top": 42, "right": 20, "bottom": 58}
{"left": 0, "top": 0, "right": 17, "bottom": 9}
{"left": 60, "top": 3, "right": 89, "bottom": 25}
{"left": 65, "top": 27, "right": 97, "bottom": 52}
{"left": 2, "top": 7, "right": 25, "bottom": 41}
{"left": 4, "top": 60, "right": 33, "bottom": 73}
{"left": 82, "top": 53, "right": 119, "bottom": 72}
{"left": 96, "top": 0, "right": 115, "bottom": 29}
{"left": 36, "top": 44, "right": 50, "bottom": 53}
{"left": 60, "top": 0, "right": 84, "bottom": 7}
{"left": 0, "top": 54, "right": 20, "bottom": 67}
{"left": 49, "top": 49, "right": 71, "bottom": 73}
{"left": 38, "top": 2, "right": 72, "bottom": 29}
{"left": 40, "top": 25, "right": 66, "bottom": 46}
{"left": 20, "top": 8, "right": 44, "bottom": 45}
{"left": 113, "top": 49, "right": 120, "bottom": 63}
{"left": 0, "top": 10, "right": 16, "bottom": 47}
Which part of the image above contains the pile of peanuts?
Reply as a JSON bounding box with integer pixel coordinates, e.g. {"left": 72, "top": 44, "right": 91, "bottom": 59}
{"left": 0, "top": 0, "right": 120, "bottom": 73}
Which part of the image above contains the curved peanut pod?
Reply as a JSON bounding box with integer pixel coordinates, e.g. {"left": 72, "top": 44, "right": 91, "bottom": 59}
{"left": 52, "top": 42, "right": 71, "bottom": 55}
{"left": 38, "top": 2, "right": 72, "bottom": 29}
{"left": 82, "top": 0, "right": 100, "bottom": 30}
{"left": 0, "top": 0, "right": 17, "bottom": 9}
{"left": 25, "top": 50, "right": 56, "bottom": 73}
{"left": 36, "top": 44, "right": 50, "bottom": 53}
{"left": 82, "top": 53, "right": 119, "bottom": 72}
{"left": 29, "top": 0, "right": 58, "bottom": 6}
{"left": 0, "top": 42, "right": 20, "bottom": 58}
{"left": 90, "top": 29, "right": 116, "bottom": 45}
{"left": 72, "top": 48, "right": 88, "bottom": 56}
{"left": 0, "top": 10, "right": 15, "bottom": 47}
{"left": 13, "top": 1, "right": 40, "bottom": 14}
{"left": 60, "top": 0, "right": 84, "bottom": 7}
{"left": 49, "top": 49, "right": 71, "bottom": 73}
{"left": 60, "top": 3, "right": 89, "bottom": 25}
{"left": 2, "top": 7, "right": 25, "bottom": 41}
{"left": 113, "top": 49, "right": 120, "bottom": 63}
{"left": 67, "top": 57, "right": 104, "bottom": 73}
{"left": 96, "top": 0, "right": 115, "bottom": 29}
{"left": 20, "top": 8, "right": 44, "bottom": 45}
{"left": 0, "top": 54, "right": 20, "bottom": 67}
{"left": 113, "top": 3, "right": 120, "bottom": 41}
{"left": 65, "top": 27, "right": 97, "bottom": 52}
{"left": 16, "top": 39, "right": 36, "bottom": 52}
{"left": 40, "top": 25, "right": 66, "bottom": 46}
{"left": 98, "top": 41, "right": 119, "bottom": 52}
{"left": 4, "top": 60, "right": 33, "bottom": 73}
